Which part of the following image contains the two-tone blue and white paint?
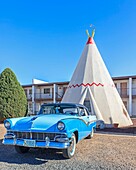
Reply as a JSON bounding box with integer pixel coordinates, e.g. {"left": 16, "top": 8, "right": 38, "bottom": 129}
{"left": 3, "top": 103, "right": 97, "bottom": 158}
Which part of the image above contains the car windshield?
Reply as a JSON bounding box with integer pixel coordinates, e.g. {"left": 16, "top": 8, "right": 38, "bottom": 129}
{"left": 39, "top": 104, "right": 78, "bottom": 115}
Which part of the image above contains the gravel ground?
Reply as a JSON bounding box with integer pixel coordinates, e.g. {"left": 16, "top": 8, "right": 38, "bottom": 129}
{"left": 97, "top": 118, "right": 136, "bottom": 134}
{"left": 0, "top": 130, "right": 136, "bottom": 170}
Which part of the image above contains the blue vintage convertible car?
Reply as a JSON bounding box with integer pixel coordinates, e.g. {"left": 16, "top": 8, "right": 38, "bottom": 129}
{"left": 3, "top": 103, "right": 97, "bottom": 158}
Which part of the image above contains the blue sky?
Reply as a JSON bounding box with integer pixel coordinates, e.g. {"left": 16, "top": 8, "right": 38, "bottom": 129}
{"left": 0, "top": 0, "right": 136, "bottom": 85}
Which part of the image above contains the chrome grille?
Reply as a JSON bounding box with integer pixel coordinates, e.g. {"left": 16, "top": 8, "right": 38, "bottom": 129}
{"left": 7, "top": 131, "right": 58, "bottom": 141}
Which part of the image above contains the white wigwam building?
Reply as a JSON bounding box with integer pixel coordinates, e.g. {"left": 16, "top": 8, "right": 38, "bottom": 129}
{"left": 23, "top": 75, "right": 136, "bottom": 117}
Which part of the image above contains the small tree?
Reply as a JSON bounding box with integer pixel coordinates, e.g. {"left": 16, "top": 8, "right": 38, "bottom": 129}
{"left": 0, "top": 68, "right": 27, "bottom": 120}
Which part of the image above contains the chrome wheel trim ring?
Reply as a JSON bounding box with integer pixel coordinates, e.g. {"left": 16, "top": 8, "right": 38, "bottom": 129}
{"left": 69, "top": 135, "right": 76, "bottom": 156}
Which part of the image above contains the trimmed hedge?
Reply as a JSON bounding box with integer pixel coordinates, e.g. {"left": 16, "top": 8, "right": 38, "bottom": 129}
{"left": 0, "top": 68, "right": 27, "bottom": 119}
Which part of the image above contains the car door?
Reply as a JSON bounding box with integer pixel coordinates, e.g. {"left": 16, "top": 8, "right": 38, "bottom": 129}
{"left": 78, "top": 107, "right": 91, "bottom": 139}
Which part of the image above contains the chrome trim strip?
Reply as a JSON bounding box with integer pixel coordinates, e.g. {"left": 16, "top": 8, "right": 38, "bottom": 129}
{"left": 3, "top": 139, "right": 70, "bottom": 149}
{"left": 7, "top": 130, "right": 67, "bottom": 135}
{"left": 30, "top": 132, "right": 32, "bottom": 139}
{"left": 6, "top": 131, "right": 68, "bottom": 142}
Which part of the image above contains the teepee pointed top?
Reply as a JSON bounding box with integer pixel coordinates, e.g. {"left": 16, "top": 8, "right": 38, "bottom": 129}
{"left": 86, "top": 37, "right": 94, "bottom": 45}
{"left": 86, "top": 25, "right": 95, "bottom": 44}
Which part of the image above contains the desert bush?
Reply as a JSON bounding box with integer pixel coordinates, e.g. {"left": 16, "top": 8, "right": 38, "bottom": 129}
{"left": 0, "top": 68, "right": 27, "bottom": 120}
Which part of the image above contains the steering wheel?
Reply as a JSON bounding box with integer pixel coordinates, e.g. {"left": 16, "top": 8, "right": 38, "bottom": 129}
{"left": 65, "top": 111, "right": 75, "bottom": 115}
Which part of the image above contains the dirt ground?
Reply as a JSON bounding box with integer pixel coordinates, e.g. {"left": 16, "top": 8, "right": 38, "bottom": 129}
{"left": 0, "top": 120, "right": 136, "bottom": 169}
{"left": 0, "top": 132, "right": 136, "bottom": 169}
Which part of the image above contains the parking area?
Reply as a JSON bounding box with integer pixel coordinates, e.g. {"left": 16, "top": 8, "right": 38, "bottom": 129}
{"left": 0, "top": 123, "right": 136, "bottom": 170}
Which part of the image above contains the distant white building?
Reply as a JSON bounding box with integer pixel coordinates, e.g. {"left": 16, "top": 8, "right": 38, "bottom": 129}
{"left": 22, "top": 76, "right": 136, "bottom": 117}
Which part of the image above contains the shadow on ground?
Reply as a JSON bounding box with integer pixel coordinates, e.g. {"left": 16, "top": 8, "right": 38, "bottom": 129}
{"left": 96, "top": 126, "right": 136, "bottom": 134}
{"left": 0, "top": 139, "right": 65, "bottom": 165}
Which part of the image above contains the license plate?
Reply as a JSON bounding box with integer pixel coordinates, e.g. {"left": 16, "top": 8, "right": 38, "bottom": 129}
{"left": 24, "top": 139, "right": 36, "bottom": 147}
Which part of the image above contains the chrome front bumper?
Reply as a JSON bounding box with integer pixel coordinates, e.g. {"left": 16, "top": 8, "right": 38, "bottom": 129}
{"left": 3, "top": 133, "right": 70, "bottom": 149}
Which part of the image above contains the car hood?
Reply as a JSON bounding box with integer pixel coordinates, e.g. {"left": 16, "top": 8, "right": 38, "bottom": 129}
{"left": 11, "top": 114, "right": 76, "bottom": 132}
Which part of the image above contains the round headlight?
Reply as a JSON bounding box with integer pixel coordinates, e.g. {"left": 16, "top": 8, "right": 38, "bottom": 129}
{"left": 4, "top": 121, "right": 11, "bottom": 129}
{"left": 57, "top": 122, "right": 65, "bottom": 131}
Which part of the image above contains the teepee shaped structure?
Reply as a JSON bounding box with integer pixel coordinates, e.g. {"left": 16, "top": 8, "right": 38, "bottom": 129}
{"left": 62, "top": 30, "right": 132, "bottom": 127}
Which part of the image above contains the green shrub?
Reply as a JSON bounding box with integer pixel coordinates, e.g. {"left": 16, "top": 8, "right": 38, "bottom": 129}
{"left": 0, "top": 68, "right": 27, "bottom": 119}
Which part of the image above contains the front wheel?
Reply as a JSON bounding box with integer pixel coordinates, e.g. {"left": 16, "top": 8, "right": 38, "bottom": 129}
{"left": 15, "top": 146, "right": 30, "bottom": 153}
{"left": 62, "top": 133, "right": 76, "bottom": 159}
